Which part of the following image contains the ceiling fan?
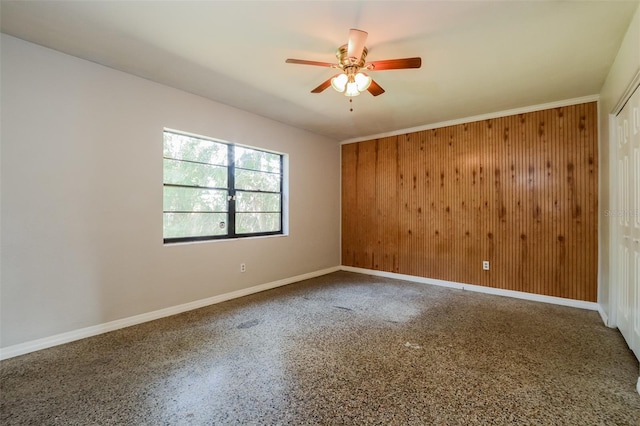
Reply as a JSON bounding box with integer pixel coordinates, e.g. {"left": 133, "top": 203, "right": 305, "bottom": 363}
{"left": 286, "top": 29, "right": 421, "bottom": 97}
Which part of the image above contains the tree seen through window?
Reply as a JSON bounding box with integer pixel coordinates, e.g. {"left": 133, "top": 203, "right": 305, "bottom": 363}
{"left": 163, "top": 130, "right": 284, "bottom": 242}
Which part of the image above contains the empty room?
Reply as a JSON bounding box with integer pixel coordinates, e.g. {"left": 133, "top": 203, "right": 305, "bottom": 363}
{"left": 2, "top": 1, "right": 640, "bottom": 424}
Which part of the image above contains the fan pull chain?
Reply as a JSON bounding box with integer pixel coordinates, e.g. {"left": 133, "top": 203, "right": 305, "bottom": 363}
{"left": 349, "top": 98, "right": 353, "bottom": 112}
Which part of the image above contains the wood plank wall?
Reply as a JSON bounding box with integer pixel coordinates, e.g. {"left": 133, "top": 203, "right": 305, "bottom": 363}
{"left": 342, "top": 102, "right": 598, "bottom": 301}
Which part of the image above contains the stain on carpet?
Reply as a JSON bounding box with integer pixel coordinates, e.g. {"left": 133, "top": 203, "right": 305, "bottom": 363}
{"left": 333, "top": 306, "right": 353, "bottom": 311}
{"left": 237, "top": 319, "right": 261, "bottom": 329}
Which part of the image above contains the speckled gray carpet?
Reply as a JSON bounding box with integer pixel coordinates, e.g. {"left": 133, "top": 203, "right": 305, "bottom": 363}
{"left": 1, "top": 271, "right": 639, "bottom": 425}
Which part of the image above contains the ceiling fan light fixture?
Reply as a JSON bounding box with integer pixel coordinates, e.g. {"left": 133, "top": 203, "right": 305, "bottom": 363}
{"left": 345, "top": 80, "right": 360, "bottom": 97}
{"left": 286, "top": 28, "right": 421, "bottom": 100}
{"left": 331, "top": 73, "right": 348, "bottom": 92}
{"left": 354, "top": 72, "right": 372, "bottom": 92}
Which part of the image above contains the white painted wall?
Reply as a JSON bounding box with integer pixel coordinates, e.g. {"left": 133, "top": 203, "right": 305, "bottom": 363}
{"left": 598, "top": 4, "right": 640, "bottom": 323}
{"left": 0, "top": 35, "right": 341, "bottom": 349}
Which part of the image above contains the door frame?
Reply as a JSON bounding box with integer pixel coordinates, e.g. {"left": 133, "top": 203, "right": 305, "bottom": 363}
{"left": 607, "top": 69, "right": 640, "bottom": 396}
{"left": 608, "top": 69, "right": 640, "bottom": 330}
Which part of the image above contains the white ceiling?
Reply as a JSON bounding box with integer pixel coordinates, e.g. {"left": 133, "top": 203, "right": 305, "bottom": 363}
{"left": 1, "top": 1, "right": 638, "bottom": 141}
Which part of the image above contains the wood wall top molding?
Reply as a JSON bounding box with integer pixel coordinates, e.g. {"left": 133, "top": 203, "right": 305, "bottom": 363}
{"left": 341, "top": 95, "right": 600, "bottom": 145}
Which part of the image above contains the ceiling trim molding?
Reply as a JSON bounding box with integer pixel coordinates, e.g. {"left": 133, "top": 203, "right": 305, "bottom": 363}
{"left": 612, "top": 68, "right": 640, "bottom": 116}
{"left": 341, "top": 94, "right": 600, "bottom": 144}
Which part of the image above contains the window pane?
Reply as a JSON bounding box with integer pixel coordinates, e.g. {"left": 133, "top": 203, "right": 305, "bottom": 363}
{"left": 164, "top": 132, "right": 228, "bottom": 166}
{"left": 236, "top": 191, "right": 281, "bottom": 212}
{"left": 235, "top": 213, "right": 281, "bottom": 234}
{"left": 163, "top": 130, "right": 284, "bottom": 242}
{"left": 163, "top": 187, "right": 228, "bottom": 212}
{"left": 164, "top": 159, "right": 228, "bottom": 188}
{"left": 164, "top": 213, "right": 228, "bottom": 238}
{"left": 235, "top": 169, "right": 280, "bottom": 192}
{"left": 235, "top": 146, "right": 281, "bottom": 172}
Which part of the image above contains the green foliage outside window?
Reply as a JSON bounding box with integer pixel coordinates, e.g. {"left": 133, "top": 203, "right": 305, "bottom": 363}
{"left": 163, "top": 130, "right": 284, "bottom": 242}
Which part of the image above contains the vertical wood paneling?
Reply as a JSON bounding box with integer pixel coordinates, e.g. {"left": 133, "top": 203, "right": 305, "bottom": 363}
{"left": 567, "top": 105, "right": 578, "bottom": 299}
{"left": 375, "top": 136, "right": 399, "bottom": 273}
{"left": 587, "top": 102, "right": 598, "bottom": 302}
{"left": 341, "top": 102, "right": 598, "bottom": 302}
{"left": 555, "top": 107, "right": 566, "bottom": 298}
{"left": 477, "top": 120, "right": 491, "bottom": 289}
{"left": 341, "top": 143, "right": 357, "bottom": 266}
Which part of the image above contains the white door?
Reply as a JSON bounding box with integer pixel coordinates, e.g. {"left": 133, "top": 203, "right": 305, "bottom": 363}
{"left": 614, "top": 84, "right": 640, "bottom": 362}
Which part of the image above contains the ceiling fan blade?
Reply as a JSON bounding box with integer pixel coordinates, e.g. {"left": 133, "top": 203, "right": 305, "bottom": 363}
{"left": 311, "top": 76, "right": 335, "bottom": 93}
{"left": 286, "top": 58, "right": 334, "bottom": 67}
{"left": 368, "top": 57, "right": 422, "bottom": 71}
{"left": 367, "top": 79, "right": 385, "bottom": 96}
{"left": 347, "top": 29, "right": 368, "bottom": 60}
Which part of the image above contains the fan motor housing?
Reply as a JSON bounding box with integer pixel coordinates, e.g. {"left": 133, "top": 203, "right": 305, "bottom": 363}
{"left": 336, "top": 44, "right": 368, "bottom": 70}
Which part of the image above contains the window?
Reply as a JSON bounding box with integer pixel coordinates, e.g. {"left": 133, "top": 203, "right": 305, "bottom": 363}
{"left": 163, "top": 130, "right": 284, "bottom": 243}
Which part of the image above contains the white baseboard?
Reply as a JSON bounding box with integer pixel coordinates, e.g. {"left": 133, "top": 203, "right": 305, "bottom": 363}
{"left": 340, "top": 266, "right": 599, "bottom": 311}
{"left": 597, "top": 305, "right": 614, "bottom": 328}
{"left": 0, "top": 265, "right": 600, "bottom": 360}
{"left": 0, "top": 266, "right": 340, "bottom": 360}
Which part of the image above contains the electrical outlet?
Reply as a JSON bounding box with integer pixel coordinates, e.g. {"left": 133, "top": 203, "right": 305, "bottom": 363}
{"left": 482, "top": 261, "right": 490, "bottom": 271}
{"left": 240, "top": 263, "right": 246, "bottom": 273}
